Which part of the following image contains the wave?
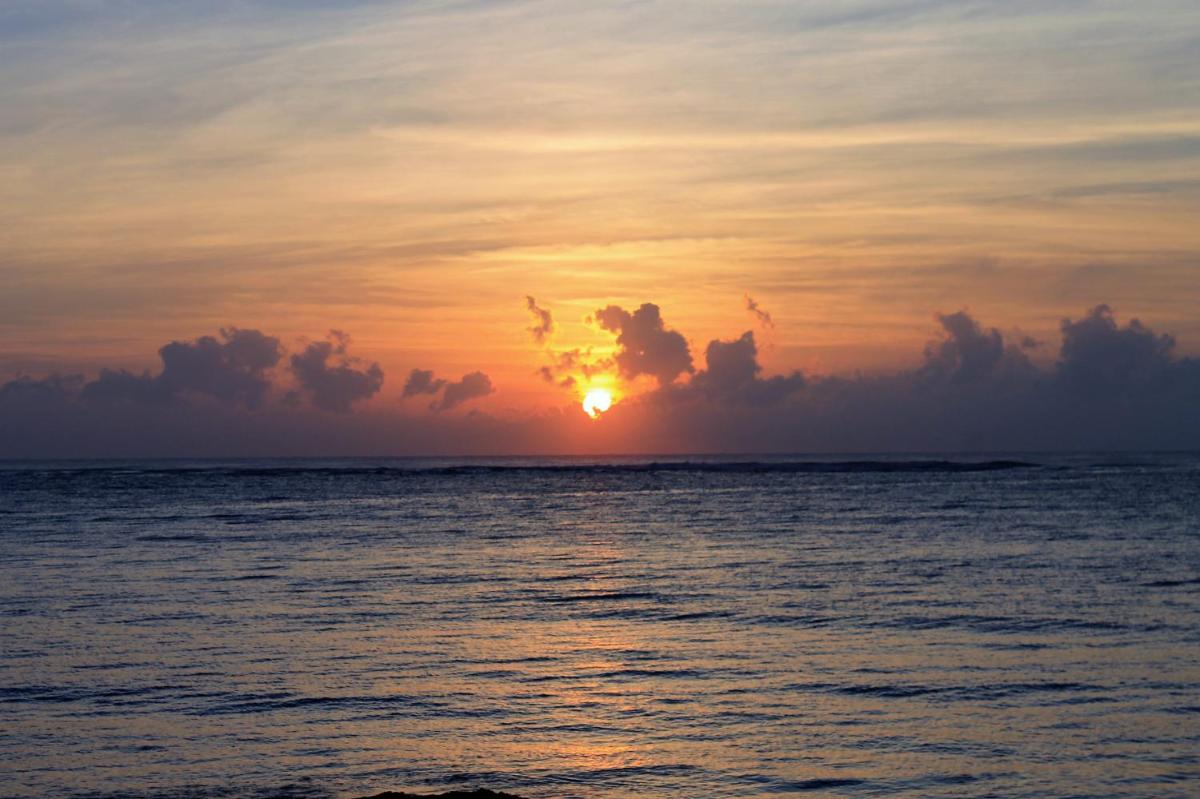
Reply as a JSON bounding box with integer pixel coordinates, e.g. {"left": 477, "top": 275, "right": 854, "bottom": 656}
{"left": 791, "top": 679, "right": 1113, "bottom": 703}
{"left": 62, "top": 788, "right": 520, "bottom": 799}
{"left": 6, "top": 459, "right": 1040, "bottom": 478}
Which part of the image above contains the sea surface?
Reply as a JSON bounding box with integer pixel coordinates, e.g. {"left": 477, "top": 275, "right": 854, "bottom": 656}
{"left": 1, "top": 454, "right": 1198, "bottom": 799}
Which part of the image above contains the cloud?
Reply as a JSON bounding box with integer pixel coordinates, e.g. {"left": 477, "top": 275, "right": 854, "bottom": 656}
{"left": 525, "top": 296, "right": 616, "bottom": 391}
{"left": 2, "top": 304, "right": 1198, "bottom": 457}
{"left": 1057, "top": 304, "right": 1179, "bottom": 392}
{"left": 437, "top": 371, "right": 494, "bottom": 411}
{"left": 538, "top": 365, "right": 576, "bottom": 389}
{"left": 535, "top": 348, "right": 612, "bottom": 389}
{"left": 688, "top": 331, "right": 805, "bottom": 406}
{"left": 402, "top": 368, "right": 496, "bottom": 410}
{"left": 526, "top": 296, "right": 554, "bottom": 344}
{"left": 160, "top": 327, "right": 282, "bottom": 406}
{"left": 402, "top": 368, "right": 446, "bottom": 397}
{"left": 82, "top": 368, "right": 171, "bottom": 405}
{"left": 0, "top": 373, "right": 83, "bottom": 402}
{"left": 920, "top": 310, "right": 1032, "bottom": 385}
{"left": 593, "top": 303, "right": 693, "bottom": 385}
{"left": 289, "top": 330, "right": 384, "bottom": 412}
{"left": 80, "top": 327, "right": 282, "bottom": 408}
{"left": 609, "top": 302, "right": 1199, "bottom": 453}
{"left": 5, "top": 0, "right": 1200, "bottom": 372}
{"left": 745, "top": 295, "right": 774, "bottom": 329}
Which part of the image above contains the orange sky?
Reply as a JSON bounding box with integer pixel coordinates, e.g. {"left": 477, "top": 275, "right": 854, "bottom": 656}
{"left": 2, "top": 1, "right": 1199, "bottom": 424}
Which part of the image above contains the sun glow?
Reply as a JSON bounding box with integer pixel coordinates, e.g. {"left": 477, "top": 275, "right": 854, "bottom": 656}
{"left": 582, "top": 388, "right": 614, "bottom": 419}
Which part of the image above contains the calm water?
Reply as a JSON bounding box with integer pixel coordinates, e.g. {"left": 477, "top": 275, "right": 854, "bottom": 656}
{"left": 1, "top": 455, "right": 1198, "bottom": 799}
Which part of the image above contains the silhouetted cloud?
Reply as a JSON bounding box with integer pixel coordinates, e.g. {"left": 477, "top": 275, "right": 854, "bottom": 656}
{"left": 593, "top": 303, "right": 693, "bottom": 385}
{"left": 538, "top": 365, "right": 577, "bottom": 389}
{"left": 0, "top": 373, "right": 83, "bottom": 402}
{"left": 587, "top": 301, "right": 796, "bottom": 405}
{"left": 919, "top": 311, "right": 1033, "bottom": 385}
{"left": 687, "top": 331, "right": 804, "bottom": 406}
{"left": 745, "top": 295, "right": 774, "bottom": 329}
{"left": 525, "top": 296, "right": 613, "bottom": 389}
{"left": 437, "top": 371, "right": 494, "bottom": 411}
{"left": 2, "top": 304, "right": 1198, "bottom": 457}
{"left": 402, "top": 368, "right": 496, "bottom": 410}
{"left": 525, "top": 296, "right": 554, "bottom": 344}
{"left": 82, "top": 368, "right": 171, "bottom": 405}
{"left": 81, "top": 328, "right": 282, "bottom": 408}
{"left": 1057, "top": 304, "right": 1180, "bottom": 392}
{"left": 161, "top": 327, "right": 281, "bottom": 405}
{"left": 536, "top": 348, "right": 611, "bottom": 389}
{"left": 403, "top": 368, "right": 446, "bottom": 397}
{"left": 603, "top": 303, "right": 1200, "bottom": 453}
{"left": 290, "top": 330, "right": 383, "bottom": 412}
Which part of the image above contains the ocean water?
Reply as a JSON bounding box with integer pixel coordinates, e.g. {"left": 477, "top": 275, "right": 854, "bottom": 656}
{"left": 1, "top": 454, "right": 1198, "bottom": 799}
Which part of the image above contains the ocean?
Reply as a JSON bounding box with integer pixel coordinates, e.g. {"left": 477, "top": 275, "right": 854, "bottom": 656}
{"left": 1, "top": 454, "right": 1197, "bottom": 798}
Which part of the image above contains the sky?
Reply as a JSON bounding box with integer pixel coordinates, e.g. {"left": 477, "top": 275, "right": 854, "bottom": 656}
{"left": 2, "top": 0, "right": 1199, "bottom": 456}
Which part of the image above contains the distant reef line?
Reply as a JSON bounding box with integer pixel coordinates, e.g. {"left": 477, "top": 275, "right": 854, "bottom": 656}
{"left": 355, "top": 791, "right": 523, "bottom": 799}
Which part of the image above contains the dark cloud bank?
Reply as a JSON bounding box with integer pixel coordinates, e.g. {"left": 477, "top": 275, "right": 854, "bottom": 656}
{"left": 2, "top": 303, "right": 1198, "bottom": 457}
{"left": 627, "top": 302, "right": 1198, "bottom": 454}
{"left": 81, "top": 327, "right": 283, "bottom": 409}
{"left": 0, "top": 327, "right": 489, "bottom": 457}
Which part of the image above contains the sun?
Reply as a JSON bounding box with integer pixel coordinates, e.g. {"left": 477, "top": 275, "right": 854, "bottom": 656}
{"left": 582, "top": 388, "right": 613, "bottom": 419}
